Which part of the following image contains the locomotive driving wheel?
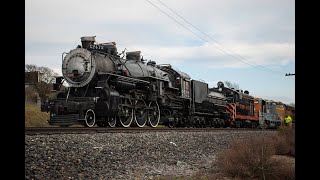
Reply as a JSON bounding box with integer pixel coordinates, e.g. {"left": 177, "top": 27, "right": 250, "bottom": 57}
{"left": 108, "top": 116, "right": 116, "bottom": 128}
{"left": 118, "top": 98, "right": 133, "bottom": 127}
{"left": 85, "top": 109, "right": 96, "bottom": 127}
{"left": 134, "top": 99, "right": 148, "bottom": 127}
{"left": 148, "top": 101, "right": 160, "bottom": 127}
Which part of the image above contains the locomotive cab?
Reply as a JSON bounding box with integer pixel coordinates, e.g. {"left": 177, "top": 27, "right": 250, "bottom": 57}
{"left": 177, "top": 71, "right": 191, "bottom": 99}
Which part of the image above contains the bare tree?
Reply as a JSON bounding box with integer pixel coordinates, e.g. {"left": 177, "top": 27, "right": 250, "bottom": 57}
{"left": 288, "top": 103, "right": 295, "bottom": 108}
{"left": 25, "top": 64, "right": 58, "bottom": 100}
{"left": 38, "top": 66, "right": 58, "bottom": 84}
{"left": 25, "top": 64, "right": 38, "bottom": 72}
{"left": 224, "top": 81, "right": 240, "bottom": 90}
{"left": 224, "top": 81, "right": 232, "bottom": 88}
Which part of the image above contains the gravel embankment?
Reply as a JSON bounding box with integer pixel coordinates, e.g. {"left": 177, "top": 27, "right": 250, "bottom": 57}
{"left": 25, "top": 130, "right": 277, "bottom": 179}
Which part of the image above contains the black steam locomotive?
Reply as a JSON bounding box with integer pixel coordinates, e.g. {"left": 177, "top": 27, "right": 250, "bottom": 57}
{"left": 41, "top": 36, "right": 229, "bottom": 128}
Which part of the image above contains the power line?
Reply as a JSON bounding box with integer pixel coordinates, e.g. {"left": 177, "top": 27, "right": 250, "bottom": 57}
{"left": 146, "top": 0, "right": 262, "bottom": 71}
{"left": 146, "top": 0, "right": 286, "bottom": 75}
{"left": 157, "top": 0, "right": 284, "bottom": 75}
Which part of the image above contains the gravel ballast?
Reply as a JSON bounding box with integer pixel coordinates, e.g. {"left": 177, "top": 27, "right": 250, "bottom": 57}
{"left": 25, "top": 130, "right": 277, "bottom": 179}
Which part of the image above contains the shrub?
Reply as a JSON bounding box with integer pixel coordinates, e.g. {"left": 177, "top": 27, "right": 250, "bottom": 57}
{"left": 274, "top": 126, "right": 295, "bottom": 157}
{"left": 216, "top": 128, "right": 295, "bottom": 180}
{"left": 269, "top": 155, "right": 295, "bottom": 180}
{"left": 216, "top": 136, "right": 278, "bottom": 179}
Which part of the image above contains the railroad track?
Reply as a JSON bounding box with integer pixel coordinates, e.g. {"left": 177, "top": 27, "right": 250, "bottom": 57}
{"left": 25, "top": 127, "right": 275, "bottom": 135}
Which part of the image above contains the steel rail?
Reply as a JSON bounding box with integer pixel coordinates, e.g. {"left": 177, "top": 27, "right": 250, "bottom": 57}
{"left": 25, "top": 127, "right": 276, "bottom": 135}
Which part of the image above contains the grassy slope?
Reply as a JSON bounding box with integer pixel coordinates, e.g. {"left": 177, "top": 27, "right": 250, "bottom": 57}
{"left": 25, "top": 103, "right": 50, "bottom": 127}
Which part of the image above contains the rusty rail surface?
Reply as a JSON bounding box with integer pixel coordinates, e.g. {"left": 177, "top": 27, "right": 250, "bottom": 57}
{"left": 25, "top": 127, "right": 276, "bottom": 135}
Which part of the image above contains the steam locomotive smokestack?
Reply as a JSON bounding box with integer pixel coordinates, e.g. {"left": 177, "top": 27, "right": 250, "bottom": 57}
{"left": 81, "top": 36, "right": 96, "bottom": 48}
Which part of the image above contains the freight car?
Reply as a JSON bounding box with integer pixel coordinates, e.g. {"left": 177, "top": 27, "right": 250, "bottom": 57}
{"left": 41, "top": 36, "right": 229, "bottom": 128}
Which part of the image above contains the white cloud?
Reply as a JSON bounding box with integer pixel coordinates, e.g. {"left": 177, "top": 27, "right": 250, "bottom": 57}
{"left": 133, "top": 41, "right": 294, "bottom": 68}
{"left": 25, "top": 0, "right": 295, "bottom": 103}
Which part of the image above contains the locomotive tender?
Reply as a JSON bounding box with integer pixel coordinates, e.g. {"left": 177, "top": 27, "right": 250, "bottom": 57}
{"left": 41, "top": 36, "right": 278, "bottom": 128}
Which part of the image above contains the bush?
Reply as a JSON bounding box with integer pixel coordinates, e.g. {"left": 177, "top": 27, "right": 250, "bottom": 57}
{"left": 274, "top": 126, "right": 295, "bottom": 157}
{"left": 216, "top": 137, "right": 278, "bottom": 179}
{"left": 215, "top": 128, "right": 295, "bottom": 180}
{"left": 25, "top": 103, "right": 50, "bottom": 127}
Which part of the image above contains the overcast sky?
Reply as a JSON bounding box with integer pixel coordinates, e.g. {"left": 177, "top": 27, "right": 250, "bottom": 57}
{"left": 25, "top": 0, "right": 295, "bottom": 104}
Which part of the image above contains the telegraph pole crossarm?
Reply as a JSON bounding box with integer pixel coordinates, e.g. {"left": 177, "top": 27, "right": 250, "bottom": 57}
{"left": 285, "top": 73, "right": 295, "bottom": 76}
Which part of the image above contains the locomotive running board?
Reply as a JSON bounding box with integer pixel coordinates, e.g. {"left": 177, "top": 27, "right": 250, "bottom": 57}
{"left": 97, "top": 72, "right": 150, "bottom": 84}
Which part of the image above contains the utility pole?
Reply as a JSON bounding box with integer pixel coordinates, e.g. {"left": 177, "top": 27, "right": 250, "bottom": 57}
{"left": 285, "top": 73, "right": 295, "bottom": 76}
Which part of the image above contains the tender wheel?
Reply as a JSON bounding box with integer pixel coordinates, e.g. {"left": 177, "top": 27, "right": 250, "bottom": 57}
{"left": 209, "top": 118, "right": 214, "bottom": 128}
{"left": 186, "top": 116, "right": 192, "bottom": 128}
{"left": 134, "top": 99, "right": 148, "bottom": 127}
{"left": 168, "top": 120, "right": 175, "bottom": 128}
{"left": 219, "top": 119, "right": 225, "bottom": 128}
{"left": 148, "top": 101, "right": 160, "bottom": 128}
{"left": 119, "top": 98, "right": 133, "bottom": 127}
{"left": 108, "top": 116, "right": 116, "bottom": 128}
{"left": 252, "top": 122, "right": 257, "bottom": 128}
{"left": 85, "top": 109, "right": 95, "bottom": 127}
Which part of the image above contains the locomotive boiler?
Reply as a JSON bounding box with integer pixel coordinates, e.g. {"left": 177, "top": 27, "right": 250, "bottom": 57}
{"left": 41, "top": 36, "right": 229, "bottom": 128}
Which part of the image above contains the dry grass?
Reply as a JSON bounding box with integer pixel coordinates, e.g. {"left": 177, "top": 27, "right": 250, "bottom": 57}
{"left": 269, "top": 155, "right": 295, "bottom": 180}
{"left": 25, "top": 103, "right": 50, "bottom": 127}
{"left": 215, "top": 127, "right": 295, "bottom": 180}
{"left": 274, "top": 126, "right": 295, "bottom": 157}
{"left": 216, "top": 137, "right": 277, "bottom": 179}
{"left": 156, "top": 127, "right": 295, "bottom": 180}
